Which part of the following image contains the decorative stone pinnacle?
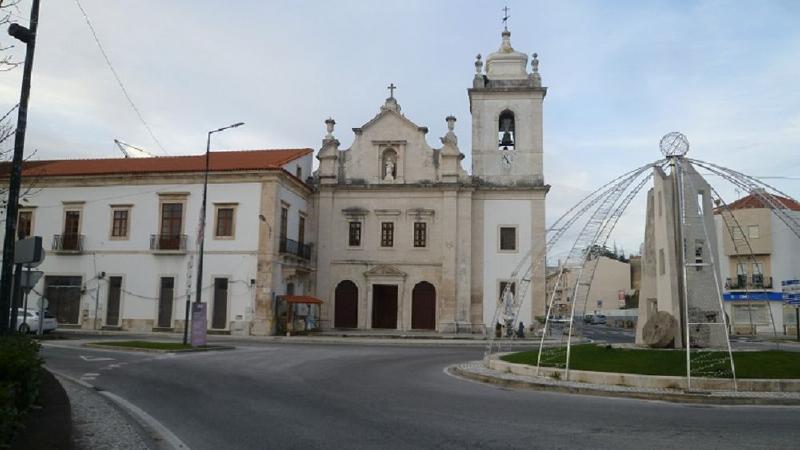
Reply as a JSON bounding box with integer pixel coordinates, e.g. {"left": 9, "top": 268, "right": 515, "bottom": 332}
{"left": 324, "top": 117, "right": 336, "bottom": 138}
{"left": 474, "top": 54, "right": 483, "bottom": 74}
{"left": 445, "top": 115, "right": 456, "bottom": 131}
{"left": 500, "top": 30, "right": 513, "bottom": 53}
{"left": 531, "top": 53, "right": 539, "bottom": 73}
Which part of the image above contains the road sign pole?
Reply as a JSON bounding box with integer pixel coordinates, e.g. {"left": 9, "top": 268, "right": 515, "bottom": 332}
{"left": 796, "top": 308, "right": 799, "bottom": 342}
{"left": 21, "top": 270, "right": 30, "bottom": 329}
{"left": 37, "top": 290, "right": 44, "bottom": 336}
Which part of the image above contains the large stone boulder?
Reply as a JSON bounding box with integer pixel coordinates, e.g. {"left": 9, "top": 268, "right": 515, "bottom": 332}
{"left": 642, "top": 311, "right": 678, "bottom": 348}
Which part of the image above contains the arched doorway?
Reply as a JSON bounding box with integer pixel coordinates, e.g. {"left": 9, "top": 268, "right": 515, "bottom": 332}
{"left": 334, "top": 280, "right": 358, "bottom": 328}
{"left": 411, "top": 281, "right": 436, "bottom": 330}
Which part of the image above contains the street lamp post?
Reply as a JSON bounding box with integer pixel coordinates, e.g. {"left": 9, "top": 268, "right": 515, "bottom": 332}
{"left": 185, "top": 122, "right": 244, "bottom": 345}
{"left": 0, "top": 0, "right": 41, "bottom": 335}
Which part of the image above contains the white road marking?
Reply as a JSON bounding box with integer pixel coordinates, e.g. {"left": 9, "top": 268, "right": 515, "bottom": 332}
{"left": 81, "top": 355, "right": 115, "bottom": 362}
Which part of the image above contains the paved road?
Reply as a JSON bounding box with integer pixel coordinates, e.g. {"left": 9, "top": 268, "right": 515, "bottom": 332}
{"left": 43, "top": 340, "right": 800, "bottom": 449}
{"left": 578, "top": 324, "right": 636, "bottom": 344}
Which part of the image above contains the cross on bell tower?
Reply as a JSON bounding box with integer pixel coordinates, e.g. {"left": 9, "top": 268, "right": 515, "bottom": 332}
{"left": 502, "top": 6, "right": 510, "bottom": 31}
{"left": 387, "top": 83, "right": 396, "bottom": 99}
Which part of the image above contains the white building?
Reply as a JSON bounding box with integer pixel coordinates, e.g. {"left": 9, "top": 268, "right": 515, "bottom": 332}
{"left": 714, "top": 191, "right": 800, "bottom": 336}
{"left": 1, "top": 149, "right": 313, "bottom": 335}
{"left": 2, "top": 29, "right": 550, "bottom": 336}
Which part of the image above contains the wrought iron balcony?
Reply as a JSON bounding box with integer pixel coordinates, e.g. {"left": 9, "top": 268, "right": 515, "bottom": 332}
{"left": 150, "top": 234, "right": 187, "bottom": 252}
{"left": 52, "top": 234, "right": 84, "bottom": 253}
{"left": 279, "top": 237, "right": 312, "bottom": 260}
{"left": 725, "top": 276, "right": 773, "bottom": 290}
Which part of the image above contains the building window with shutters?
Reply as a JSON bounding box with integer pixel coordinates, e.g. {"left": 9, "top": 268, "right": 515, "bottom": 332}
{"left": 110, "top": 206, "right": 131, "bottom": 239}
{"left": 498, "top": 226, "right": 517, "bottom": 252}
{"left": 348, "top": 221, "right": 362, "bottom": 247}
{"left": 17, "top": 209, "right": 33, "bottom": 239}
{"left": 280, "top": 206, "right": 288, "bottom": 240}
{"left": 413, "top": 222, "right": 427, "bottom": 248}
{"left": 381, "top": 222, "right": 394, "bottom": 247}
{"left": 214, "top": 204, "right": 237, "bottom": 239}
{"left": 298, "top": 214, "right": 306, "bottom": 246}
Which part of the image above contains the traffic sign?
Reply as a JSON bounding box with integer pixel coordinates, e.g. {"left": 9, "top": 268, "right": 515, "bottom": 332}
{"left": 21, "top": 270, "right": 43, "bottom": 291}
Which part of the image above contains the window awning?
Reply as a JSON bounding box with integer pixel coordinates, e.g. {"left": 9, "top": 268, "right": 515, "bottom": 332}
{"left": 281, "top": 295, "right": 323, "bottom": 304}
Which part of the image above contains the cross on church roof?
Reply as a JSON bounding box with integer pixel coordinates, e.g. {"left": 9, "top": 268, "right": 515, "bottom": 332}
{"left": 387, "top": 83, "right": 397, "bottom": 99}
{"left": 502, "top": 6, "right": 510, "bottom": 31}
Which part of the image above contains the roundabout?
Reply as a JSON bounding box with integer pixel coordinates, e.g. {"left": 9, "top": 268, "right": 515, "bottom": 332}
{"left": 483, "top": 132, "right": 800, "bottom": 398}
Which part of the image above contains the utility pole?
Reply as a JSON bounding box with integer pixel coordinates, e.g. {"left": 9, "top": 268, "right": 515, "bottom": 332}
{"left": 0, "top": 0, "right": 41, "bottom": 335}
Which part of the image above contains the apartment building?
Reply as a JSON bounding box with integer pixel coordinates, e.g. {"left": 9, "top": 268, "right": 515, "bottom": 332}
{"left": 714, "top": 191, "right": 800, "bottom": 335}
{"left": 0, "top": 148, "right": 313, "bottom": 335}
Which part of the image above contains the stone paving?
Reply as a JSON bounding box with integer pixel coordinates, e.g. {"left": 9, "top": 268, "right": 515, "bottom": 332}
{"left": 453, "top": 360, "right": 800, "bottom": 404}
{"left": 57, "top": 375, "right": 151, "bottom": 450}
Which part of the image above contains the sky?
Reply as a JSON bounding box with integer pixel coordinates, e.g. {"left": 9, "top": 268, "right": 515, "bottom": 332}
{"left": 1, "top": 0, "right": 799, "bottom": 258}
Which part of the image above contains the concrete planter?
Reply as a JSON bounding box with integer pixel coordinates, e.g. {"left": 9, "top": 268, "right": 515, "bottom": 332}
{"left": 488, "top": 357, "right": 800, "bottom": 393}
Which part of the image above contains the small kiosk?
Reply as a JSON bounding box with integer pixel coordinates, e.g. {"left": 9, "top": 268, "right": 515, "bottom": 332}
{"left": 276, "top": 295, "right": 323, "bottom": 336}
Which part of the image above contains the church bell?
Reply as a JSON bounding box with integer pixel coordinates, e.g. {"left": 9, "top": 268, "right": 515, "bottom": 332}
{"left": 500, "top": 131, "right": 513, "bottom": 147}
{"left": 499, "top": 117, "right": 514, "bottom": 147}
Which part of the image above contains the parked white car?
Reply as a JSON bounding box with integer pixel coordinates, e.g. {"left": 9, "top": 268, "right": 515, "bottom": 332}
{"left": 13, "top": 309, "right": 57, "bottom": 334}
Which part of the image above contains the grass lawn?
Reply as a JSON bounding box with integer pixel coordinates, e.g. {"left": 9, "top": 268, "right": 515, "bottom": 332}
{"left": 502, "top": 344, "right": 800, "bottom": 379}
{"left": 91, "top": 340, "right": 195, "bottom": 350}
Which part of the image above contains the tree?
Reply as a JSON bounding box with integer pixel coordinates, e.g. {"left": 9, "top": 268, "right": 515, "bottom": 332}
{"left": 0, "top": 1, "right": 40, "bottom": 214}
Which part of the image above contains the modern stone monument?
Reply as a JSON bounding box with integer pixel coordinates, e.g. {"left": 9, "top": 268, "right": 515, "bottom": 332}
{"left": 635, "top": 133, "right": 727, "bottom": 349}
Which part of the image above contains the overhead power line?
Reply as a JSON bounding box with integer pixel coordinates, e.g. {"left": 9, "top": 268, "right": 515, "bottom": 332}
{"left": 72, "top": 0, "right": 168, "bottom": 155}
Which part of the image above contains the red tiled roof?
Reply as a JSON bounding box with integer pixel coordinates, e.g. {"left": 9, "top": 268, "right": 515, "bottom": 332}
{"left": 716, "top": 192, "right": 800, "bottom": 212}
{"left": 0, "top": 148, "right": 312, "bottom": 178}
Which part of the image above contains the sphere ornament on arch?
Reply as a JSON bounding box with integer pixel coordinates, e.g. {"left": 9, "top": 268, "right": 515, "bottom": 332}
{"left": 660, "top": 131, "right": 690, "bottom": 157}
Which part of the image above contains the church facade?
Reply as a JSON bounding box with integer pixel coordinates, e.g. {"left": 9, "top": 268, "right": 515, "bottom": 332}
{"left": 312, "top": 30, "right": 548, "bottom": 333}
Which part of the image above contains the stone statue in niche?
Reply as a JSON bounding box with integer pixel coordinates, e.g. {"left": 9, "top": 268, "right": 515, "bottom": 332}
{"left": 384, "top": 158, "right": 395, "bottom": 181}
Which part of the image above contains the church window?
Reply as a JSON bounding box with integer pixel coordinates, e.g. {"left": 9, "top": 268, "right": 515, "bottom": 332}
{"left": 498, "top": 110, "right": 515, "bottom": 149}
{"left": 413, "top": 222, "right": 427, "bottom": 248}
{"left": 348, "top": 221, "right": 362, "bottom": 247}
{"left": 381, "top": 222, "right": 394, "bottom": 247}
{"left": 499, "top": 226, "right": 517, "bottom": 251}
{"left": 381, "top": 148, "right": 398, "bottom": 181}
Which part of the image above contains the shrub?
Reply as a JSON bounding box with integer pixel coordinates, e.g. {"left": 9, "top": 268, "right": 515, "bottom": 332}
{"left": 0, "top": 335, "right": 43, "bottom": 446}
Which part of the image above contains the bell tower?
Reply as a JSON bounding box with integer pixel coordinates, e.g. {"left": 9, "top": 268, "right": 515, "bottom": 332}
{"left": 469, "top": 29, "right": 546, "bottom": 186}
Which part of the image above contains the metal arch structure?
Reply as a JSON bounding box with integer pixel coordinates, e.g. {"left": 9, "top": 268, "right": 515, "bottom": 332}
{"left": 484, "top": 162, "right": 666, "bottom": 358}
{"left": 537, "top": 163, "right": 663, "bottom": 376}
{"left": 483, "top": 132, "right": 800, "bottom": 391}
{"left": 688, "top": 158, "right": 800, "bottom": 240}
{"left": 677, "top": 158, "right": 737, "bottom": 390}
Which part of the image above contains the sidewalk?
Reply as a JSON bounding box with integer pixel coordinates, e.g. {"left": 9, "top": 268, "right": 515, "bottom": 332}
{"left": 56, "top": 375, "right": 150, "bottom": 450}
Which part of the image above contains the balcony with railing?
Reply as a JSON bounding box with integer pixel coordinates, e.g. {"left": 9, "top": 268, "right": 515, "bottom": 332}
{"left": 150, "top": 234, "right": 187, "bottom": 253}
{"left": 52, "top": 234, "right": 84, "bottom": 253}
{"left": 279, "top": 237, "right": 312, "bottom": 260}
{"left": 725, "top": 275, "right": 773, "bottom": 290}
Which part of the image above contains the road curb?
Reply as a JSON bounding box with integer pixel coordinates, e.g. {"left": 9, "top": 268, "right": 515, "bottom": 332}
{"left": 448, "top": 363, "right": 800, "bottom": 406}
{"left": 82, "top": 343, "right": 236, "bottom": 353}
{"left": 49, "top": 370, "right": 190, "bottom": 450}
